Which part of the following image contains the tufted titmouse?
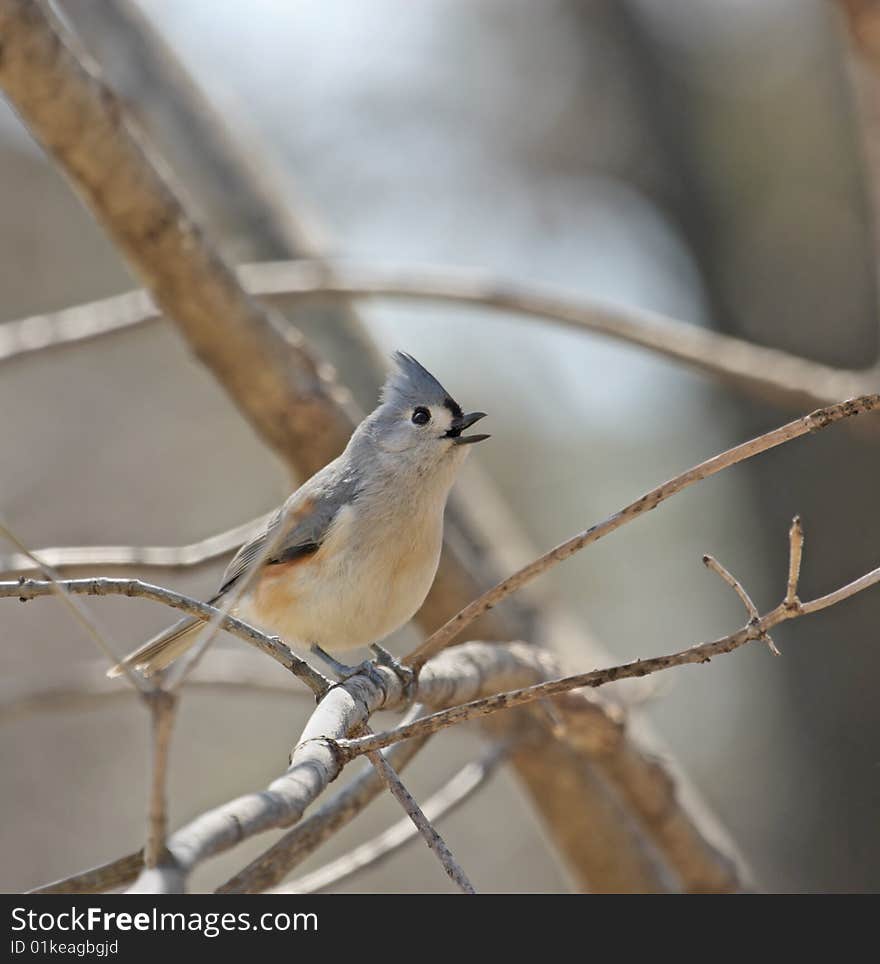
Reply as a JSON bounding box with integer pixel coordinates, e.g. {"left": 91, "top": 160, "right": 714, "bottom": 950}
{"left": 107, "top": 352, "right": 488, "bottom": 678}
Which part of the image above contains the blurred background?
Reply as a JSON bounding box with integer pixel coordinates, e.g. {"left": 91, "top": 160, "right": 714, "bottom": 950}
{"left": 2, "top": 0, "right": 879, "bottom": 893}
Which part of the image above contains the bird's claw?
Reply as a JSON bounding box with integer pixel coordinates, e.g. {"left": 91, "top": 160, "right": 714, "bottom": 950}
{"left": 369, "top": 643, "right": 416, "bottom": 701}
{"left": 309, "top": 643, "right": 415, "bottom": 701}
{"left": 308, "top": 643, "right": 377, "bottom": 683}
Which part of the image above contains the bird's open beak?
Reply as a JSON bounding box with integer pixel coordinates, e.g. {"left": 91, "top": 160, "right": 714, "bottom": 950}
{"left": 447, "top": 411, "right": 489, "bottom": 445}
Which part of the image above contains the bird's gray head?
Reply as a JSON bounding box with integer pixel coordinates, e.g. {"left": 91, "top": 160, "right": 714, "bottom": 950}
{"left": 363, "top": 352, "right": 488, "bottom": 467}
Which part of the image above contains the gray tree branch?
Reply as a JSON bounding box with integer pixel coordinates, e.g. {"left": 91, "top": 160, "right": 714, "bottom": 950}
{"left": 0, "top": 260, "right": 871, "bottom": 413}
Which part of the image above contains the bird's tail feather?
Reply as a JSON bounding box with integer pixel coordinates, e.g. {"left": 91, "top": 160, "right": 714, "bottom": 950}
{"left": 106, "top": 616, "right": 204, "bottom": 679}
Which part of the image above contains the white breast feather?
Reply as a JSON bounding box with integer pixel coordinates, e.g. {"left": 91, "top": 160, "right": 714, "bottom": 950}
{"left": 238, "top": 497, "right": 445, "bottom": 651}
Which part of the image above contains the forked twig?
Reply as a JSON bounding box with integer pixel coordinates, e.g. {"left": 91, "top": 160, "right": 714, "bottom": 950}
{"left": 335, "top": 523, "right": 880, "bottom": 760}
{"left": 702, "top": 554, "right": 780, "bottom": 655}
{"left": 404, "top": 394, "right": 880, "bottom": 671}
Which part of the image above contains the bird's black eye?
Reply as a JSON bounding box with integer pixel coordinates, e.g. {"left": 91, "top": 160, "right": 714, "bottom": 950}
{"left": 411, "top": 406, "right": 431, "bottom": 425}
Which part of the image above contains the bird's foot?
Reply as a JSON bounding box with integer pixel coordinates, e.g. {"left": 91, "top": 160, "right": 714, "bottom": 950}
{"left": 309, "top": 643, "right": 374, "bottom": 682}
{"left": 369, "top": 644, "right": 416, "bottom": 701}
{"left": 309, "top": 643, "right": 415, "bottom": 701}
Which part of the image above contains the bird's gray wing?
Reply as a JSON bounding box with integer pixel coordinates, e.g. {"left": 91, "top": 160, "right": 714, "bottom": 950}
{"left": 217, "top": 464, "right": 360, "bottom": 597}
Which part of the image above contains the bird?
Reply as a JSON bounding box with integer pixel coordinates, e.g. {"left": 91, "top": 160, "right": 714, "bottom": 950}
{"left": 107, "top": 352, "right": 489, "bottom": 679}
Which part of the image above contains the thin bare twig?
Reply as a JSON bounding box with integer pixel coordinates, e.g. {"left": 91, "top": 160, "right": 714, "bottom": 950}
{"left": 1, "top": 577, "right": 331, "bottom": 696}
{"left": 0, "top": 260, "right": 871, "bottom": 411}
{"left": 238, "top": 260, "right": 875, "bottom": 411}
{"left": 274, "top": 743, "right": 507, "bottom": 894}
{"left": 702, "top": 556, "right": 759, "bottom": 621}
{"left": 335, "top": 545, "right": 880, "bottom": 761}
{"left": 786, "top": 515, "right": 804, "bottom": 608}
{"left": 404, "top": 393, "right": 880, "bottom": 672}
{"left": 0, "top": 287, "right": 155, "bottom": 368}
{"left": 0, "top": 515, "right": 268, "bottom": 576}
{"left": 365, "top": 745, "right": 476, "bottom": 894}
{"left": 703, "top": 553, "right": 779, "bottom": 655}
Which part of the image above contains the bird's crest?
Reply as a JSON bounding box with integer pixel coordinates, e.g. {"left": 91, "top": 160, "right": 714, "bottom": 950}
{"left": 380, "top": 351, "right": 461, "bottom": 414}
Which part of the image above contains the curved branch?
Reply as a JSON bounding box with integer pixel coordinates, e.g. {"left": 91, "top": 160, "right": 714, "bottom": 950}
{"left": 240, "top": 261, "right": 872, "bottom": 410}
{"left": 0, "top": 515, "right": 268, "bottom": 576}
{"left": 0, "top": 260, "right": 871, "bottom": 412}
